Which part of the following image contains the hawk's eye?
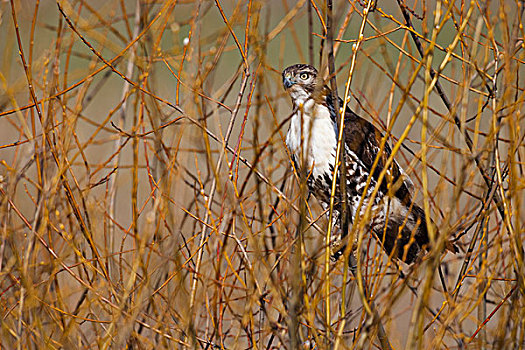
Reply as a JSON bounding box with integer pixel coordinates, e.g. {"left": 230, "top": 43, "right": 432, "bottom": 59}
{"left": 299, "top": 72, "right": 309, "bottom": 80}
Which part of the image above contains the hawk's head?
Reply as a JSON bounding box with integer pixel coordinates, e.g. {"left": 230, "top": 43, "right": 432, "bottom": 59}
{"left": 282, "top": 64, "right": 319, "bottom": 105}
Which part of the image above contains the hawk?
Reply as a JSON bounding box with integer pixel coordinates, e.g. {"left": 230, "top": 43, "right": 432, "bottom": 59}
{"left": 282, "top": 64, "right": 456, "bottom": 264}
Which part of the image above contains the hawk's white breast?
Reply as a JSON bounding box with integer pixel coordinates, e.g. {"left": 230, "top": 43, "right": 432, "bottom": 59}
{"left": 285, "top": 98, "right": 337, "bottom": 180}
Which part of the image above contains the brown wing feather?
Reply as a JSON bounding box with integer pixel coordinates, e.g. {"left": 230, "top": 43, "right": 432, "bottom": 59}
{"left": 342, "top": 107, "right": 434, "bottom": 263}
{"left": 342, "top": 107, "right": 412, "bottom": 204}
{"left": 322, "top": 87, "right": 456, "bottom": 263}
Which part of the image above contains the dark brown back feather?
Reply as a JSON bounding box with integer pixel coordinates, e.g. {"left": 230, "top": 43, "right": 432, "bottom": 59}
{"left": 325, "top": 92, "right": 413, "bottom": 205}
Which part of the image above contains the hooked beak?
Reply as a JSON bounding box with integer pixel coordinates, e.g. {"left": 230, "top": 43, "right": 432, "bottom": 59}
{"left": 283, "top": 76, "right": 294, "bottom": 89}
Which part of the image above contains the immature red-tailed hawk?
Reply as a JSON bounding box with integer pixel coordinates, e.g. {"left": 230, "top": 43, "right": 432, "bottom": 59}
{"left": 282, "top": 63, "right": 456, "bottom": 264}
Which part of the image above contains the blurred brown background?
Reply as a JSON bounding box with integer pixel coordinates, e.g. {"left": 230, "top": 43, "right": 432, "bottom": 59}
{"left": 1, "top": 0, "right": 524, "bottom": 348}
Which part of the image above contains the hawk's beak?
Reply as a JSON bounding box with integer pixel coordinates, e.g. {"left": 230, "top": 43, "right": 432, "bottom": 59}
{"left": 283, "top": 76, "right": 294, "bottom": 89}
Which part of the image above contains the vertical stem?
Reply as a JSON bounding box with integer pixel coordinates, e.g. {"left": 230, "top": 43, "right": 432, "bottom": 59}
{"left": 349, "top": 253, "right": 392, "bottom": 350}
{"left": 325, "top": 0, "right": 342, "bottom": 343}
{"left": 109, "top": 0, "right": 141, "bottom": 272}
{"left": 308, "top": 0, "right": 314, "bottom": 66}
{"left": 325, "top": 2, "right": 392, "bottom": 349}
{"left": 478, "top": 231, "right": 487, "bottom": 350}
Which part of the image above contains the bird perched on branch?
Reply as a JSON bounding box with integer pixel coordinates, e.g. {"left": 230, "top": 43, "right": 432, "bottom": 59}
{"left": 282, "top": 63, "right": 456, "bottom": 264}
